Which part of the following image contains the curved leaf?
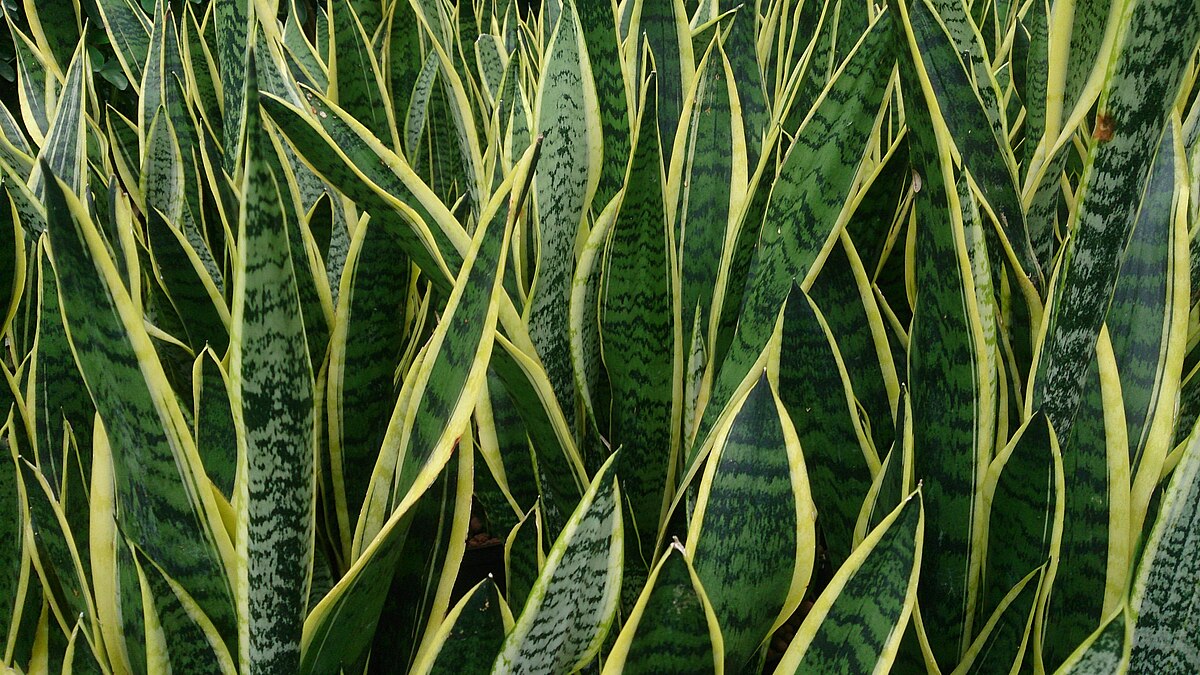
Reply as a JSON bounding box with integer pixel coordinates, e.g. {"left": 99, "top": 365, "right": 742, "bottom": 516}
{"left": 492, "top": 451, "right": 623, "bottom": 675}
{"left": 774, "top": 492, "right": 923, "bottom": 674}
{"left": 689, "top": 373, "right": 816, "bottom": 670}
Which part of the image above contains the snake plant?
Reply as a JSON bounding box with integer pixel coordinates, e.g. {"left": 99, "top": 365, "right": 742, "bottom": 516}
{"left": 0, "top": 0, "right": 1199, "bottom": 672}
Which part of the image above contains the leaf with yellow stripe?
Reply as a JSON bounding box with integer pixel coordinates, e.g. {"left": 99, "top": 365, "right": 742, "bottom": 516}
{"left": 688, "top": 373, "right": 816, "bottom": 671}
{"left": 492, "top": 451, "right": 623, "bottom": 675}
{"left": 44, "top": 159, "right": 238, "bottom": 658}
{"left": 229, "top": 53, "right": 316, "bottom": 674}
{"left": 774, "top": 492, "right": 923, "bottom": 674}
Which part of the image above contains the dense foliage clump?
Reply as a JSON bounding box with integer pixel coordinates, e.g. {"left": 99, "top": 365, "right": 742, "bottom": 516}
{"left": 0, "top": 0, "right": 1199, "bottom": 673}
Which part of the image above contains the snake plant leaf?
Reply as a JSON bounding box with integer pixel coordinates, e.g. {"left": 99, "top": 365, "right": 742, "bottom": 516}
{"left": 327, "top": 212, "right": 412, "bottom": 556}
{"left": 215, "top": 0, "right": 250, "bottom": 172}
{"left": 777, "top": 0, "right": 839, "bottom": 130}
{"left": 94, "top": 0, "right": 151, "bottom": 92}
{"left": 1042, "top": 327, "right": 1131, "bottom": 670}
{"left": 897, "top": 0, "right": 1001, "bottom": 661}
{"left": 832, "top": 0, "right": 871, "bottom": 64}
{"left": 0, "top": 98, "right": 29, "bottom": 156}
{"left": 142, "top": 105, "right": 183, "bottom": 224}
{"left": 475, "top": 34, "right": 506, "bottom": 107}
{"left": 0, "top": 112, "right": 33, "bottom": 181}
{"left": 8, "top": 21, "right": 54, "bottom": 144}
{"left": 385, "top": 0, "right": 422, "bottom": 151}
{"left": 261, "top": 130, "right": 334, "bottom": 368}
{"left": 774, "top": 491, "right": 923, "bottom": 675}
{"left": 87, "top": 415, "right": 141, "bottom": 675}
{"left": 330, "top": 0, "right": 399, "bottom": 152}
{"left": 674, "top": 36, "right": 742, "bottom": 343}
{"left": 302, "top": 158, "right": 511, "bottom": 671}
{"left": 600, "top": 71, "right": 680, "bottom": 564}
{"left": 603, "top": 541, "right": 724, "bottom": 674}
{"left": 578, "top": 0, "right": 631, "bottom": 208}
{"left": 28, "top": 40, "right": 87, "bottom": 201}
{"left": 810, "top": 230, "right": 901, "bottom": 455}
{"left": 62, "top": 614, "right": 104, "bottom": 674}
{"left": 22, "top": 0, "right": 78, "bottom": 73}
{"left": 1018, "top": 0, "right": 1057, "bottom": 263}
{"left": 44, "top": 160, "right": 238, "bottom": 652}
{"left": 904, "top": 0, "right": 1040, "bottom": 291}
{"left": 413, "top": 577, "right": 513, "bottom": 675}
{"left": 20, "top": 457, "right": 92, "bottom": 632}
{"left": 355, "top": 150, "right": 525, "bottom": 548}
{"left": 689, "top": 373, "right": 816, "bottom": 671}
{"left": 569, "top": 187, "right": 618, "bottom": 445}
{"left": 1056, "top": 608, "right": 1131, "bottom": 674}
{"left": 0, "top": 188, "right": 25, "bottom": 334}
{"left": 105, "top": 106, "right": 142, "bottom": 207}
{"left": 979, "top": 413, "right": 1063, "bottom": 628}
{"left": 489, "top": 336, "right": 588, "bottom": 537}
{"left": 777, "top": 284, "right": 877, "bottom": 565}
{"left": 415, "top": 74, "right": 470, "bottom": 206}
{"left": 504, "top": 502, "right": 544, "bottom": 612}
{"left": 1031, "top": 0, "right": 1200, "bottom": 441}
{"left": 492, "top": 450, "right": 623, "bottom": 675}
{"left": 142, "top": 110, "right": 230, "bottom": 357}
{"left": 407, "top": 3, "right": 487, "bottom": 212}
{"left": 716, "top": 2, "right": 767, "bottom": 169}
{"left": 348, "top": 0, "right": 384, "bottom": 40}
{"left": 228, "top": 55, "right": 316, "bottom": 674}
{"left": 627, "top": 0, "right": 693, "bottom": 168}
{"left": 1112, "top": 123, "right": 1189, "bottom": 537}
{"left": 192, "top": 349, "right": 236, "bottom": 499}
{"left": 280, "top": 4, "right": 325, "bottom": 87}
{"left": 530, "top": 0, "right": 601, "bottom": 426}
{"left": 262, "top": 87, "right": 463, "bottom": 287}
{"left": 31, "top": 239, "right": 92, "bottom": 495}
{"left": 1027, "top": 0, "right": 1116, "bottom": 166}
{"left": 954, "top": 567, "right": 1044, "bottom": 675}
{"left": 691, "top": 10, "right": 893, "bottom": 467}
{"left": 498, "top": 31, "right": 533, "bottom": 173}
{"left": 182, "top": 6, "right": 222, "bottom": 136}
{"left": 405, "top": 52, "right": 441, "bottom": 166}
{"left": 0, "top": 419, "right": 20, "bottom": 646}
{"left": 97, "top": 176, "right": 138, "bottom": 298}
{"left": 130, "top": 544, "right": 234, "bottom": 673}
{"left": 139, "top": 1, "right": 175, "bottom": 141}
{"left": 1127, "top": 417, "right": 1200, "bottom": 673}
{"left": 162, "top": 84, "right": 222, "bottom": 292}
{"left": 862, "top": 387, "right": 914, "bottom": 537}
{"left": 479, "top": 369, "right": 541, "bottom": 524}
{"left": 371, "top": 428, "right": 473, "bottom": 673}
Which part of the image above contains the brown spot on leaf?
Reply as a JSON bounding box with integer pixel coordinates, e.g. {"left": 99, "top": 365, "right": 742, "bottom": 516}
{"left": 1093, "top": 114, "right": 1115, "bottom": 143}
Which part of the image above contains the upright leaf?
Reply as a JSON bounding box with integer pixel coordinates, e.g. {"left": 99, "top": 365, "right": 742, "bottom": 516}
{"left": 602, "top": 542, "right": 724, "bottom": 674}
{"left": 230, "top": 55, "right": 316, "bottom": 674}
{"left": 689, "top": 374, "right": 816, "bottom": 670}
{"left": 692, "top": 11, "right": 893, "bottom": 465}
{"left": 1031, "top": 0, "right": 1200, "bottom": 440}
{"left": 300, "top": 146, "right": 516, "bottom": 673}
{"left": 1127, "top": 418, "right": 1200, "bottom": 674}
{"left": 530, "top": 0, "right": 601, "bottom": 423}
{"left": 600, "top": 73, "right": 679, "bottom": 564}
{"left": 896, "top": 0, "right": 996, "bottom": 662}
{"left": 777, "top": 285, "right": 877, "bottom": 564}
